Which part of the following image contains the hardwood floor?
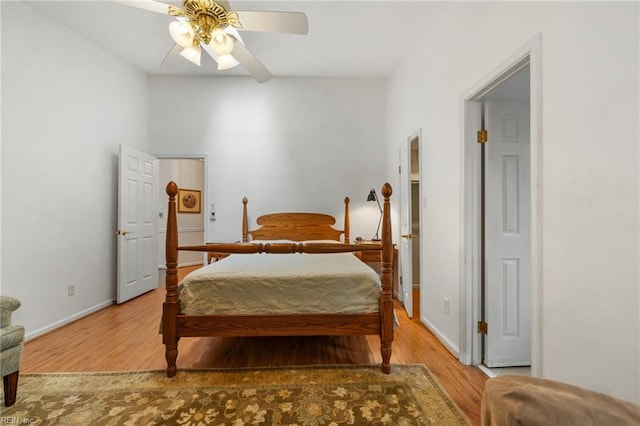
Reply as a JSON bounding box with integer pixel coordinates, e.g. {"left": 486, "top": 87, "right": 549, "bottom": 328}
{"left": 21, "top": 266, "right": 487, "bottom": 425}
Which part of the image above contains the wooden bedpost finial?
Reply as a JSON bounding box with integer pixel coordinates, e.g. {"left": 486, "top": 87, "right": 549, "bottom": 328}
{"left": 167, "top": 181, "right": 178, "bottom": 197}
{"left": 344, "top": 197, "right": 350, "bottom": 244}
{"left": 242, "top": 197, "right": 249, "bottom": 243}
{"left": 381, "top": 183, "right": 392, "bottom": 199}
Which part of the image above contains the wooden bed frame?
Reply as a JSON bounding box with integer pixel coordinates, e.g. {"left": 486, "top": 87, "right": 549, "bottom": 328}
{"left": 163, "top": 181, "right": 394, "bottom": 377}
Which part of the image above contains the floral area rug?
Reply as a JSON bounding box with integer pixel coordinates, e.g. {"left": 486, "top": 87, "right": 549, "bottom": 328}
{"left": 2, "top": 364, "right": 469, "bottom": 425}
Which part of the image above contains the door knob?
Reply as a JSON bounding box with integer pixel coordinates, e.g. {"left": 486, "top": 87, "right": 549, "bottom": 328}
{"left": 116, "top": 230, "right": 130, "bottom": 236}
{"left": 401, "top": 234, "right": 416, "bottom": 239}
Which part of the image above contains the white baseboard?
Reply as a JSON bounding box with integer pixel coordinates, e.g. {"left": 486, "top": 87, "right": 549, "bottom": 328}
{"left": 477, "top": 364, "right": 496, "bottom": 378}
{"left": 25, "top": 299, "right": 114, "bottom": 341}
{"left": 420, "top": 315, "right": 460, "bottom": 357}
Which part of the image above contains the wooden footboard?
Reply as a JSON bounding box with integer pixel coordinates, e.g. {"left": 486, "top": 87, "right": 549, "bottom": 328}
{"left": 162, "top": 182, "right": 394, "bottom": 377}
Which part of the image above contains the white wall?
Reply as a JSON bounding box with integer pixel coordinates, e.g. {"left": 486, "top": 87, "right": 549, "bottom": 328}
{"left": 149, "top": 76, "right": 388, "bottom": 243}
{"left": 1, "top": 2, "right": 149, "bottom": 338}
{"left": 386, "top": 1, "right": 639, "bottom": 402}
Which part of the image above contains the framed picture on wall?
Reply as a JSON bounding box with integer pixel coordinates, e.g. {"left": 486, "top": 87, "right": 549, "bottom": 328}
{"left": 178, "top": 189, "right": 201, "bottom": 213}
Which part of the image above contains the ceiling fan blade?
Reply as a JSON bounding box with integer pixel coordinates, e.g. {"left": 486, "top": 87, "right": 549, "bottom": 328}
{"left": 114, "top": 0, "right": 173, "bottom": 15}
{"left": 231, "top": 39, "right": 273, "bottom": 83}
{"left": 234, "top": 11, "right": 309, "bottom": 35}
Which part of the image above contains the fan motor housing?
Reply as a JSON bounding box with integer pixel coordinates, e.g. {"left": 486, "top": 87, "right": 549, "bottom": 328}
{"left": 170, "top": 0, "right": 240, "bottom": 44}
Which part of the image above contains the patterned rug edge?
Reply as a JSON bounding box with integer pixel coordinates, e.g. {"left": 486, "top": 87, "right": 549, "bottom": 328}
{"left": 4, "top": 364, "right": 471, "bottom": 425}
{"left": 15, "top": 363, "right": 430, "bottom": 377}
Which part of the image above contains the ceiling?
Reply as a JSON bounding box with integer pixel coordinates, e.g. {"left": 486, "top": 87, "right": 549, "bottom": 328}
{"left": 26, "top": 0, "right": 447, "bottom": 79}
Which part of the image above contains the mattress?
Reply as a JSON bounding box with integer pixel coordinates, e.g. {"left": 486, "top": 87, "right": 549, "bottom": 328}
{"left": 179, "top": 251, "right": 382, "bottom": 315}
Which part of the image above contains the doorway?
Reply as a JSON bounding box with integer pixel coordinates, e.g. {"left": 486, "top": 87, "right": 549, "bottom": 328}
{"left": 399, "top": 130, "right": 422, "bottom": 318}
{"left": 410, "top": 134, "right": 421, "bottom": 309}
{"left": 157, "top": 156, "right": 208, "bottom": 272}
{"left": 460, "top": 35, "right": 542, "bottom": 377}
{"left": 117, "top": 151, "right": 209, "bottom": 303}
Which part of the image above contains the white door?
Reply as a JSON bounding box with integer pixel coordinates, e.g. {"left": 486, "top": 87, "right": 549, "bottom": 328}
{"left": 399, "top": 140, "right": 414, "bottom": 318}
{"left": 117, "top": 145, "right": 159, "bottom": 304}
{"left": 484, "top": 100, "right": 531, "bottom": 367}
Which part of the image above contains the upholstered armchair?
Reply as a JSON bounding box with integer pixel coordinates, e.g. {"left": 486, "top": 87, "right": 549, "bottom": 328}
{"left": 1, "top": 296, "right": 24, "bottom": 407}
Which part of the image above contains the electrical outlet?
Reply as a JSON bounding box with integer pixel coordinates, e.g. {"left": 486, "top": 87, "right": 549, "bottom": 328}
{"left": 443, "top": 297, "right": 450, "bottom": 314}
{"left": 67, "top": 283, "right": 76, "bottom": 297}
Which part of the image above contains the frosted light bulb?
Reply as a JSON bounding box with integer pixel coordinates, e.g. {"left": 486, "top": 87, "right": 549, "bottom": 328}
{"left": 169, "top": 21, "right": 195, "bottom": 49}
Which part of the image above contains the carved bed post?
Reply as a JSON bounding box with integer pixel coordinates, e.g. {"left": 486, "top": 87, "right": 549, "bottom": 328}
{"left": 242, "top": 197, "right": 249, "bottom": 243}
{"left": 344, "top": 197, "right": 350, "bottom": 244}
{"left": 163, "top": 182, "right": 180, "bottom": 377}
{"left": 380, "top": 183, "right": 393, "bottom": 373}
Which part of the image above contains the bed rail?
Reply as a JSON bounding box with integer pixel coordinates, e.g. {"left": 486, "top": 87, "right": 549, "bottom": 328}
{"left": 178, "top": 241, "right": 381, "bottom": 254}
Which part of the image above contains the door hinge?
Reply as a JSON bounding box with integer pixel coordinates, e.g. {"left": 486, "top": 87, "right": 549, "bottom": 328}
{"left": 477, "top": 320, "right": 488, "bottom": 335}
{"left": 477, "top": 129, "right": 488, "bottom": 144}
{"left": 398, "top": 165, "right": 401, "bottom": 174}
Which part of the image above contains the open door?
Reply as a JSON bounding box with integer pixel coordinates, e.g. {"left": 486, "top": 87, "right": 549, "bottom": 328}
{"left": 461, "top": 39, "right": 541, "bottom": 373}
{"left": 117, "top": 145, "right": 159, "bottom": 304}
{"left": 399, "top": 140, "right": 414, "bottom": 318}
{"left": 484, "top": 100, "right": 531, "bottom": 367}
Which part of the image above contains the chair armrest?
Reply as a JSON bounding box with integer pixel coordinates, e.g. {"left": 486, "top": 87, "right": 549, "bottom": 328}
{"left": 0, "top": 296, "right": 22, "bottom": 327}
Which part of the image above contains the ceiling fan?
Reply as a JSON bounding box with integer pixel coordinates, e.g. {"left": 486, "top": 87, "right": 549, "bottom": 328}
{"left": 116, "top": 0, "right": 309, "bottom": 82}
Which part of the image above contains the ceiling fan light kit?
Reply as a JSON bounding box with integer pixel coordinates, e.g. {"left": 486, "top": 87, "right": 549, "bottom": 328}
{"left": 210, "top": 29, "right": 238, "bottom": 70}
{"left": 168, "top": 21, "right": 195, "bottom": 48}
{"left": 118, "top": 0, "right": 308, "bottom": 82}
{"left": 179, "top": 44, "right": 202, "bottom": 66}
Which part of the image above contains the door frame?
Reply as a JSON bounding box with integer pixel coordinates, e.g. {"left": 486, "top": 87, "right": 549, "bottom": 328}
{"left": 459, "top": 34, "right": 543, "bottom": 376}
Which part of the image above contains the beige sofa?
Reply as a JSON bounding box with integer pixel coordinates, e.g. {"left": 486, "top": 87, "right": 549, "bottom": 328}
{"left": 482, "top": 375, "right": 640, "bottom": 426}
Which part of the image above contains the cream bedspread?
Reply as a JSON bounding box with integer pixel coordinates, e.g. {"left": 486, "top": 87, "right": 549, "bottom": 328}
{"left": 179, "top": 252, "right": 382, "bottom": 315}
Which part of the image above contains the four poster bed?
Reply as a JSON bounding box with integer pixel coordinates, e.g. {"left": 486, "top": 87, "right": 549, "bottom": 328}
{"left": 162, "top": 181, "right": 394, "bottom": 377}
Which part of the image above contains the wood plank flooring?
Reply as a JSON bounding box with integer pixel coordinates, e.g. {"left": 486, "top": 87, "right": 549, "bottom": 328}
{"left": 21, "top": 266, "right": 487, "bottom": 425}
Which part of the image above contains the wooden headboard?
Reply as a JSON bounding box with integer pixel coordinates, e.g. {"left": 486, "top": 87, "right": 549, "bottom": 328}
{"left": 241, "top": 197, "right": 350, "bottom": 243}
